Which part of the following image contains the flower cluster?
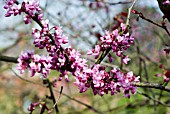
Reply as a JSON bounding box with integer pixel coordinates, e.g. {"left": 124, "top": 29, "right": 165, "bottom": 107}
{"left": 22, "top": 0, "right": 43, "bottom": 24}
{"left": 4, "top": 0, "right": 21, "bottom": 17}
{"left": 28, "top": 102, "right": 40, "bottom": 112}
{"left": 74, "top": 65, "right": 140, "bottom": 98}
{"left": 155, "top": 64, "right": 170, "bottom": 82}
{"left": 164, "top": 70, "right": 170, "bottom": 82}
{"left": 17, "top": 50, "right": 34, "bottom": 74}
{"left": 17, "top": 50, "right": 51, "bottom": 78}
{"left": 50, "top": 47, "right": 88, "bottom": 82}
{"left": 163, "top": 0, "right": 170, "bottom": 5}
{"left": 32, "top": 23, "right": 68, "bottom": 53}
{"left": 4, "top": 0, "right": 42, "bottom": 24}
{"left": 4, "top": 0, "right": 140, "bottom": 98}
{"left": 28, "top": 102, "right": 50, "bottom": 113}
{"left": 88, "top": 23, "right": 134, "bottom": 64}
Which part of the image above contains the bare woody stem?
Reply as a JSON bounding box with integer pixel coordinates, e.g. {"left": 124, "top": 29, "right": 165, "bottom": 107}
{"left": 126, "top": 0, "right": 138, "bottom": 27}
{"left": 134, "top": 82, "right": 170, "bottom": 92}
{"left": 92, "top": 47, "right": 111, "bottom": 69}
{"left": 0, "top": 55, "right": 18, "bottom": 63}
{"left": 132, "top": 10, "right": 170, "bottom": 38}
{"left": 46, "top": 79, "right": 59, "bottom": 113}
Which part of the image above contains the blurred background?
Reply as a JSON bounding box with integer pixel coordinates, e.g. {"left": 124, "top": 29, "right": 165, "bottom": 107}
{"left": 0, "top": 0, "right": 170, "bottom": 113}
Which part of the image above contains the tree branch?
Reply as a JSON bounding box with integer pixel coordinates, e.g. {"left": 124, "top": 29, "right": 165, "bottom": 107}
{"left": 126, "top": 0, "right": 138, "bottom": 27}
{"left": 0, "top": 55, "right": 18, "bottom": 63}
{"left": 135, "top": 82, "right": 170, "bottom": 92}
{"left": 46, "top": 79, "right": 59, "bottom": 113}
{"left": 1, "top": 55, "right": 170, "bottom": 93}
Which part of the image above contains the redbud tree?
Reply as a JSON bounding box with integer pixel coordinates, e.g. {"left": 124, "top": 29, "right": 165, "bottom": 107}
{"left": 0, "top": 0, "right": 170, "bottom": 114}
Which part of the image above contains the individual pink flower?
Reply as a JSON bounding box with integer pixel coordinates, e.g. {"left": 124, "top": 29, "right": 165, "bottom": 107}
{"left": 121, "top": 23, "right": 126, "bottom": 31}
{"left": 122, "top": 55, "right": 131, "bottom": 64}
{"left": 163, "top": 0, "right": 170, "bottom": 5}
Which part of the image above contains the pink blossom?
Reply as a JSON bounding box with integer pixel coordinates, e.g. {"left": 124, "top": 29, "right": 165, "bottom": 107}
{"left": 163, "top": 0, "right": 170, "bottom": 5}
{"left": 121, "top": 23, "right": 126, "bottom": 31}
{"left": 88, "top": 23, "right": 134, "bottom": 65}
{"left": 4, "top": 1, "right": 140, "bottom": 98}
{"left": 17, "top": 50, "right": 52, "bottom": 78}
{"left": 122, "top": 56, "right": 131, "bottom": 64}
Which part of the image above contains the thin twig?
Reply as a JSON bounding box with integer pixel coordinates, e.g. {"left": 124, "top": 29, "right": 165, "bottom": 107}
{"left": 48, "top": 86, "right": 63, "bottom": 113}
{"left": 0, "top": 55, "right": 18, "bottom": 63}
{"left": 10, "top": 68, "right": 41, "bottom": 85}
{"left": 46, "top": 79, "right": 59, "bottom": 113}
{"left": 80, "top": 0, "right": 132, "bottom": 5}
{"left": 137, "top": 90, "right": 170, "bottom": 107}
{"left": 126, "top": 0, "right": 138, "bottom": 27}
{"left": 135, "top": 82, "right": 170, "bottom": 92}
{"left": 133, "top": 11, "right": 170, "bottom": 38}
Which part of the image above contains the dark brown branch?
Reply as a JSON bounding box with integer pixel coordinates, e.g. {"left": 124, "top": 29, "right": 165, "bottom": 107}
{"left": 108, "top": 1, "right": 132, "bottom": 5}
{"left": 135, "top": 82, "right": 170, "bottom": 92}
{"left": 0, "top": 55, "right": 18, "bottom": 63}
{"left": 81, "top": 0, "right": 132, "bottom": 5}
{"left": 46, "top": 79, "right": 59, "bottom": 113}
{"left": 133, "top": 11, "right": 170, "bottom": 38}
